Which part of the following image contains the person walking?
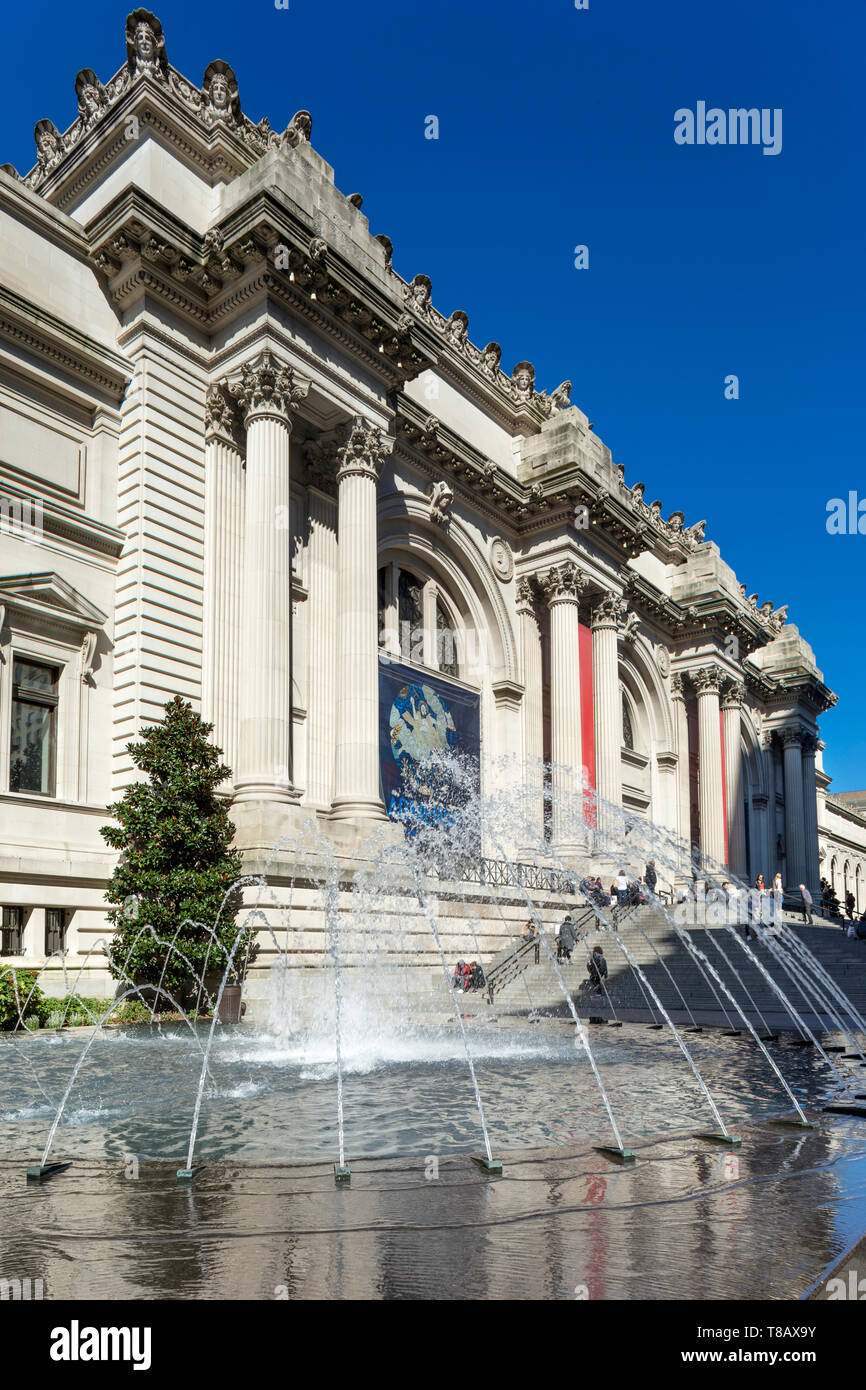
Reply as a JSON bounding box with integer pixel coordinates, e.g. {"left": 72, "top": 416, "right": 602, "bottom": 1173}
{"left": 799, "top": 883, "right": 814, "bottom": 926}
{"left": 557, "top": 914, "right": 577, "bottom": 962}
{"left": 846, "top": 890, "right": 856, "bottom": 922}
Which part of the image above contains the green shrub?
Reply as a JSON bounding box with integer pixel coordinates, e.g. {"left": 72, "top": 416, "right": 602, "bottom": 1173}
{"left": 0, "top": 970, "right": 50, "bottom": 1030}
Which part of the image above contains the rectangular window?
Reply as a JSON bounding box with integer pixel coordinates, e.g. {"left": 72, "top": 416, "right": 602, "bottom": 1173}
{"left": 9, "top": 659, "right": 58, "bottom": 796}
{"left": 45, "top": 908, "right": 67, "bottom": 956}
{"left": 1, "top": 907, "right": 24, "bottom": 956}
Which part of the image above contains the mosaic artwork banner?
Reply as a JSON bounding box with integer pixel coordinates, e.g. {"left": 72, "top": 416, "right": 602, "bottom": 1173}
{"left": 378, "top": 656, "right": 481, "bottom": 833}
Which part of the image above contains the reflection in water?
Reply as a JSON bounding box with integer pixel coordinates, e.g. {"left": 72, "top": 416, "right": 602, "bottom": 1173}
{"left": 1, "top": 1117, "right": 864, "bottom": 1300}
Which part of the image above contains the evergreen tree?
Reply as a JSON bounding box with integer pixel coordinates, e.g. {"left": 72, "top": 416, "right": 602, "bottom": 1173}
{"left": 101, "top": 697, "right": 251, "bottom": 1005}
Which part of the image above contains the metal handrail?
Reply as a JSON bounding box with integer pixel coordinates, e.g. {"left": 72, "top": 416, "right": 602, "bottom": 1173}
{"left": 425, "top": 854, "right": 578, "bottom": 896}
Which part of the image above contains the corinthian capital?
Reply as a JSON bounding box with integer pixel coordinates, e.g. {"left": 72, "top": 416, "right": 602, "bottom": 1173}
{"left": 691, "top": 664, "right": 724, "bottom": 695}
{"left": 231, "top": 351, "right": 310, "bottom": 425}
{"left": 335, "top": 416, "right": 394, "bottom": 483}
{"left": 781, "top": 724, "right": 803, "bottom": 749}
{"left": 721, "top": 679, "right": 746, "bottom": 710}
{"left": 591, "top": 592, "right": 626, "bottom": 630}
{"left": 801, "top": 732, "right": 818, "bottom": 757}
{"left": 540, "top": 561, "right": 586, "bottom": 606}
{"left": 204, "top": 380, "right": 240, "bottom": 446}
{"left": 670, "top": 672, "right": 685, "bottom": 699}
{"left": 515, "top": 576, "right": 540, "bottom": 616}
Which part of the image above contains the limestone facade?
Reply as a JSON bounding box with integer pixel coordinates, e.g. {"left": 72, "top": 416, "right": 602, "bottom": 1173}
{"left": 0, "top": 12, "right": 842, "bottom": 985}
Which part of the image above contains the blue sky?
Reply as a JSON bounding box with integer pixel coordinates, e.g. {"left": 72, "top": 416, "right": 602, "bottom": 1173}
{"left": 4, "top": 0, "right": 864, "bottom": 787}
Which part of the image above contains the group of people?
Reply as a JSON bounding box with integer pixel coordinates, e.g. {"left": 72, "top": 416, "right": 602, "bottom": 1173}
{"left": 451, "top": 959, "right": 486, "bottom": 993}
{"left": 578, "top": 861, "right": 659, "bottom": 911}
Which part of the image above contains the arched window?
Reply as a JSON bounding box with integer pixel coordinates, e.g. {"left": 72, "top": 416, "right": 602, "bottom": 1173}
{"left": 830, "top": 857, "right": 838, "bottom": 891}
{"left": 378, "top": 563, "right": 462, "bottom": 679}
{"left": 622, "top": 691, "right": 634, "bottom": 751}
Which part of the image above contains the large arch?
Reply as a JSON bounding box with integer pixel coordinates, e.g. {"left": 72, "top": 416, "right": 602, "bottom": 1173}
{"left": 618, "top": 635, "right": 676, "bottom": 828}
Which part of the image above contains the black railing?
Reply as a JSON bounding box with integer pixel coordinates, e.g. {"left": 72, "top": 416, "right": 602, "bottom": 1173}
{"left": 425, "top": 855, "right": 578, "bottom": 896}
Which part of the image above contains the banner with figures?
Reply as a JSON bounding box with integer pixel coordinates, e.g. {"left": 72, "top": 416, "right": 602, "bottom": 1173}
{"left": 378, "top": 656, "right": 481, "bottom": 833}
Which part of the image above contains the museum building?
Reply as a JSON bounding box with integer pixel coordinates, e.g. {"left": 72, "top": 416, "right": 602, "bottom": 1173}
{"left": 0, "top": 10, "right": 860, "bottom": 983}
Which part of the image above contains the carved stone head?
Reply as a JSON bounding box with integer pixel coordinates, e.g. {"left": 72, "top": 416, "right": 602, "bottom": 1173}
{"left": 282, "top": 110, "right": 312, "bottom": 147}
{"left": 481, "top": 342, "right": 501, "bottom": 376}
{"left": 445, "top": 309, "right": 469, "bottom": 347}
{"left": 75, "top": 69, "right": 108, "bottom": 126}
{"left": 511, "top": 361, "right": 535, "bottom": 400}
{"left": 34, "top": 119, "right": 63, "bottom": 170}
{"left": 201, "top": 60, "right": 240, "bottom": 125}
{"left": 406, "top": 274, "right": 432, "bottom": 314}
{"left": 126, "top": 9, "right": 167, "bottom": 80}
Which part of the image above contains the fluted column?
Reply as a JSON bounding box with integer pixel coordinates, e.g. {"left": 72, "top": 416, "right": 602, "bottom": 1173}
{"left": 202, "top": 382, "right": 244, "bottom": 782}
{"left": 721, "top": 680, "right": 747, "bottom": 876}
{"left": 782, "top": 725, "right": 807, "bottom": 890}
{"left": 693, "top": 665, "right": 725, "bottom": 868}
{"left": 671, "top": 672, "right": 692, "bottom": 848}
{"left": 232, "top": 352, "right": 309, "bottom": 804}
{"left": 332, "top": 417, "right": 393, "bottom": 821}
{"left": 800, "top": 733, "right": 821, "bottom": 898}
{"left": 517, "top": 576, "right": 544, "bottom": 846}
{"left": 541, "top": 562, "right": 585, "bottom": 854}
{"left": 305, "top": 483, "right": 338, "bottom": 809}
{"left": 591, "top": 593, "right": 624, "bottom": 817}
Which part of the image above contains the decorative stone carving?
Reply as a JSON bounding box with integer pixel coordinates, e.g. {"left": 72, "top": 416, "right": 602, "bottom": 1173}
{"left": 801, "top": 732, "right": 818, "bottom": 757}
{"left": 204, "top": 381, "right": 240, "bottom": 445}
{"left": 347, "top": 193, "right": 363, "bottom": 209}
{"left": 80, "top": 631, "right": 98, "bottom": 682}
{"left": 375, "top": 234, "right": 393, "bottom": 268}
{"left": 75, "top": 70, "right": 108, "bottom": 127}
{"left": 547, "top": 380, "right": 572, "bottom": 411}
{"left": 445, "top": 310, "right": 469, "bottom": 348}
{"left": 405, "top": 274, "right": 432, "bottom": 317}
{"left": 335, "top": 417, "right": 393, "bottom": 482}
{"left": 231, "top": 351, "right": 309, "bottom": 425}
{"left": 655, "top": 644, "right": 671, "bottom": 677}
{"left": 480, "top": 342, "right": 501, "bottom": 377}
{"left": 428, "top": 480, "right": 453, "bottom": 527}
{"left": 620, "top": 610, "right": 640, "bottom": 644}
{"left": 591, "top": 592, "right": 625, "bottom": 629}
{"left": 282, "top": 110, "right": 312, "bottom": 147}
{"left": 126, "top": 9, "right": 169, "bottom": 82}
{"left": 490, "top": 537, "right": 514, "bottom": 583}
{"left": 515, "top": 576, "right": 539, "bottom": 615}
{"left": 201, "top": 60, "right": 240, "bottom": 127}
{"left": 34, "top": 120, "right": 64, "bottom": 173}
{"left": 782, "top": 725, "right": 803, "bottom": 748}
{"left": 691, "top": 665, "right": 724, "bottom": 694}
{"left": 670, "top": 671, "right": 684, "bottom": 699}
{"left": 511, "top": 361, "right": 535, "bottom": 402}
{"left": 721, "top": 679, "right": 746, "bottom": 709}
{"left": 540, "top": 561, "right": 585, "bottom": 605}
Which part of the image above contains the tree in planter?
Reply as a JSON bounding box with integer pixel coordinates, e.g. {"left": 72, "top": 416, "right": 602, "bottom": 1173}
{"left": 101, "top": 697, "right": 254, "bottom": 1006}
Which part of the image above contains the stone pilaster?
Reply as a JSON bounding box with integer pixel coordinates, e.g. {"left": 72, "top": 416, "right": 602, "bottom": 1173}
{"left": 516, "top": 576, "right": 544, "bottom": 844}
{"left": 692, "top": 665, "right": 725, "bottom": 868}
{"left": 782, "top": 725, "right": 807, "bottom": 890}
{"left": 540, "top": 561, "right": 585, "bottom": 853}
{"left": 231, "top": 351, "right": 309, "bottom": 809}
{"left": 800, "top": 732, "right": 821, "bottom": 898}
{"left": 721, "top": 680, "right": 747, "bottom": 877}
{"left": 332, "top": 417, "right": 393, "bottom": 822}
{"left": 591, "top": 592, "right": 624, "bottom": 817}
{"left": 202, "top": 382, "right": 244, "bottom": 784}
{"left": 671, "top": 672, "right": 692, "bottom": 849}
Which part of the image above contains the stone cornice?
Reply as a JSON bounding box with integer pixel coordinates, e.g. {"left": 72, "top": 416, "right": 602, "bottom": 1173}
{"left": 85, "top": 188, "right": 437, "bottom": 386}
{"left": 0, "top": 285, "right": 131, "bottom": 402}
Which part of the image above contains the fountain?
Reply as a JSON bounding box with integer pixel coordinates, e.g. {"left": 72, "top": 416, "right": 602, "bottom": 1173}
{"left": 3, "top": 752, "right": 865, "bottom": 1192}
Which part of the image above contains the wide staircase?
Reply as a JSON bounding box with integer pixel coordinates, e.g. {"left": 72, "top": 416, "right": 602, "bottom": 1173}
{"left": 487, "top": 904, "right": 866, "bottom": 1030}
